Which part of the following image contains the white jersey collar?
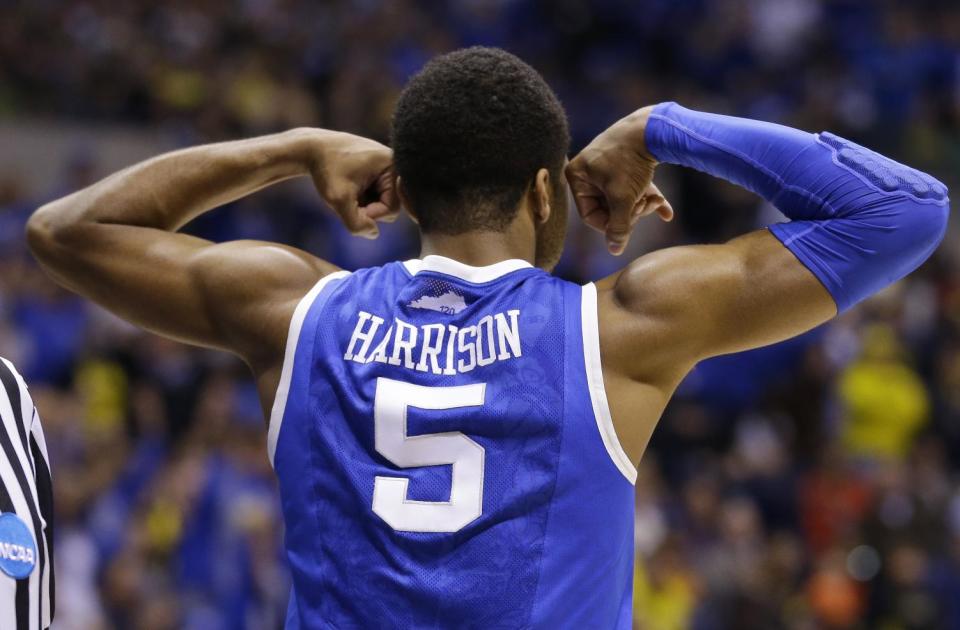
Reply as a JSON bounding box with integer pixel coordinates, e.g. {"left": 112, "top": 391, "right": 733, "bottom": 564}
{"left": 403, "top": 255, "right": 533, "bottom": 283}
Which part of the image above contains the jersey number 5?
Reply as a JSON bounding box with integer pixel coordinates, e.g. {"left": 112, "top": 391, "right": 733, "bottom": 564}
{"left": 372, "top": 377, "right": 485, "bottom": 533}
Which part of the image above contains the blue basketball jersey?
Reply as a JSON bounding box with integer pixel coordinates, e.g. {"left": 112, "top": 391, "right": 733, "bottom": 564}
{"left": 268, "top": 255, "right": 637, "bottom": 629}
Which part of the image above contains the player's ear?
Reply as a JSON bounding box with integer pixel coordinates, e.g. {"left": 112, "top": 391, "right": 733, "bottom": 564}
{"left": 396, "top": 177, "right": 419, "bottom": 225}
{"left": 532, "top": 168, "right": 552, "bottom": 225}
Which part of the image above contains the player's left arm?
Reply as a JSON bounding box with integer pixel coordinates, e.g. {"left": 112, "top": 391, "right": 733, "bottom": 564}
{"left": 567, "top": 104, "right": 949, "bottom": 459}
{"left": 571, "top": 103, "right": 950, "bottom": 366}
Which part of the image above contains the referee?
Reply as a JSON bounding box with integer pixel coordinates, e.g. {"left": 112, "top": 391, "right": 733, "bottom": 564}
{"left": 0, "top": 357, "right": 53, "bottom": 630}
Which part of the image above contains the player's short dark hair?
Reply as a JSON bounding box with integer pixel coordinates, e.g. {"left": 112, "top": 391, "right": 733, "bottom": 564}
{"left": 392, "top": 47, "right": 570, "bottom": 235}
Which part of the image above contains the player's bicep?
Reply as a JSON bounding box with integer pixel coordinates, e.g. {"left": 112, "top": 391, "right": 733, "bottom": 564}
{"left": 607, "top": 229, "right": 836, "bottom": 378}
{"left": 33, "top": 222, "right": 335, "bottom": 364}
{"left": 690, "top": 230, "right": 836, "bottom": 357}
{"left": 190, "top": 239, "right": 339, "bottom": 366}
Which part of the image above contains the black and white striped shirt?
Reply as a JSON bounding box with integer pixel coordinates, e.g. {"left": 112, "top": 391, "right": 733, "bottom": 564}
{"left": 0, "top": 358, "right": 53, "bottom": 630}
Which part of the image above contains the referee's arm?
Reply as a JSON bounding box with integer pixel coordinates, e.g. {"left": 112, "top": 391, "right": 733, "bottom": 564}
{"left": 0, "top": 358, "right": 53, "bottom": 630}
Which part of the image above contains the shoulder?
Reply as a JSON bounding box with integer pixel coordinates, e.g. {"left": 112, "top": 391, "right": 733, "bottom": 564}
{"left": 0, "top": 357, "right": 31, "bottom": 401}
{"left": 0, "top": 356, "right": 36, "bottom": 427}
{"left": 191, "top": 241, "right": 341, "bottom": 300}
{"left": 0, "top": 357, "right": 23, "bottom": 378}
{"left": 188, "top": 241, "right": 343, "bottom": 369}
{"left": 592, "top": 248, "right": 711, "bottom": 388}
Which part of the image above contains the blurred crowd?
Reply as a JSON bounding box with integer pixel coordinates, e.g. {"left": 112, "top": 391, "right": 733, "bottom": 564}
{"left": 3, "top": 0, "right": 960, "bottom": 628}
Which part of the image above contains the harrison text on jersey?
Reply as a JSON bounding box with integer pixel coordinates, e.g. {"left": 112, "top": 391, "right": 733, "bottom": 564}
{"left": 343, "top": 309, "right": 522, "bottom": 374}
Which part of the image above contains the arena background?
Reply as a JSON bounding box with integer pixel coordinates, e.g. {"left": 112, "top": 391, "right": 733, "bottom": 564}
{"left": 2, "top": 1, "right": 960, "bottom": 628}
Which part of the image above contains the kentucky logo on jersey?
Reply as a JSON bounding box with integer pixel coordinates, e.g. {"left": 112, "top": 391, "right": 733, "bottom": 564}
{"left": 408, "top": 290, "right": 468, "bottom": 315}
{"left": 0, "top": 513, "right": 36, "bottom": 579}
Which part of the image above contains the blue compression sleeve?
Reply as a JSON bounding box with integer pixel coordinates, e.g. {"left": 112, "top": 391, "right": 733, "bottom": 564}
{"left": 645, "top": 102, "right": 950, "bottom": 312}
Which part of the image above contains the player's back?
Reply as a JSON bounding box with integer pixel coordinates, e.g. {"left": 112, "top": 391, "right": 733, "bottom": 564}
{"left": 269, "top": 255, "right": 636, "bottom": 629}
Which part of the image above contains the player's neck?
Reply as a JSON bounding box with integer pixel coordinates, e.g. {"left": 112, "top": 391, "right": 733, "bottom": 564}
{"left": 418, "top": 230, "right": 534, "bottom": 267}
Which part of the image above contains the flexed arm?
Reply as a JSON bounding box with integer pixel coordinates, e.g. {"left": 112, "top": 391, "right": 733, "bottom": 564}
{"left": 643, "top": 103, "right": 949, "bottom": 312}
{"left": 566, "top": 104, "right": 949, "bottom": 458}
{"left": 26, "top": 129, "right": 397, "bottom": 375}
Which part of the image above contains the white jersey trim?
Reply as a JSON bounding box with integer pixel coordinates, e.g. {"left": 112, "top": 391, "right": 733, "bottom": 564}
{"left": 267, "top": 270, "right": 351, "bottom": 468}
{"left": 403, "top": 255, "right": 532, "bottom": 283}
{"left": 580, "top": 283, "right": 637, "bottom": 484}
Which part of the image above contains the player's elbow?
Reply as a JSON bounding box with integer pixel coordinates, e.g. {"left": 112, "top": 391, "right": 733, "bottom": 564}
{"left": 924, "top": 197, "right": 949, "bottom": 249}
{"left": 898, "top": 194, "right": 950, "bottom": 270}
{"left": 26, "top": 200, "right": 87, "bottom": 265}
{"left": 25, "top": 204, "right": 58, "bottom": 260}
{"left": 772, "top": 190, "right": 950, "bottom": 313}
{"left": 848, "top": 195, "right": 950, "bottom": 307}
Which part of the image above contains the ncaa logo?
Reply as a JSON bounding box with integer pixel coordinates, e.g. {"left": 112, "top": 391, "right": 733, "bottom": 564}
{"left": 0, "top": 513, "right": 36, "bottom": 579}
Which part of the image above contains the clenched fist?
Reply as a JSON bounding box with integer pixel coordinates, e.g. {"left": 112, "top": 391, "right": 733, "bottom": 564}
{"left": 565, "top": 106, "right": 673, "bottom": 255}
{"left": 307, "top": 130, "right": 399, "bottom": 239}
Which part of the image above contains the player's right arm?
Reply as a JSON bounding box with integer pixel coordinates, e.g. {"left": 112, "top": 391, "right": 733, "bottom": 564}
{"left": 567, "top": 104, "right": 950, "bottom": 462}
{"left": 26, "top": 129, "right": 396, "bottom": 403}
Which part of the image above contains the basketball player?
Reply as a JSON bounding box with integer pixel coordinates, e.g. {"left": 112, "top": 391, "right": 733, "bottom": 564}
{"left": 26, "top": 48, "right": 948, "bottom": 628}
